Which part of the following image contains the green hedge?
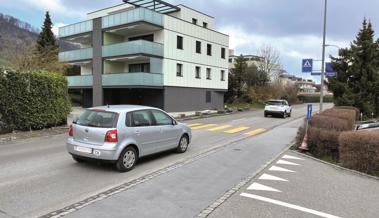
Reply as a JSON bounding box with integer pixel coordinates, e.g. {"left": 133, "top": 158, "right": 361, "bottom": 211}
{"left": 298, "top": 95, "right": 334, "bottom": 103}
{"left": 0, "top": 68, "right": 71, "bottom": 131}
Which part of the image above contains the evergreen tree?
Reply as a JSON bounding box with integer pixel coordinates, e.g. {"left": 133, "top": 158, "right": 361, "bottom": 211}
{"left": 36, "top": 11, "right": 57, "bottom": 52}
{"left": 329, "top": 19, "right": 379, "bottom": 116}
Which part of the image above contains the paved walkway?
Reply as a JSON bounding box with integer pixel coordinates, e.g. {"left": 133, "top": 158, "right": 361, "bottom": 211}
{"left": 208, "top": 150, "right": 379, "bottom": 218}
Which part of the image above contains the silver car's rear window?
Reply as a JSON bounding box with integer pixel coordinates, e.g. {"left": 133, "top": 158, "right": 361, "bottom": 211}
{"left": 76, "top": 110, "right": 118, "bottom": 128}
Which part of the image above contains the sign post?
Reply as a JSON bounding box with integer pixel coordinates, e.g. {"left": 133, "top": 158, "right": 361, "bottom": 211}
{"left": 307, "top": 104, "right": 313, "bottom": 120}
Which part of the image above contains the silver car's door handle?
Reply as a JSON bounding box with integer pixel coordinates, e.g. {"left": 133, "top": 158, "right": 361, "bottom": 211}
{"left": 135, "top": 130, "right": 141, "bottom": 135}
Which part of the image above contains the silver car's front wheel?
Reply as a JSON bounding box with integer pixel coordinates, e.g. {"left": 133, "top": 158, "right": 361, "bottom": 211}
{"left": 116, "top": 147, "right": 137, "bottom": 172}
{"left": 176, "top": 135, "right": 189, "bottom": 153}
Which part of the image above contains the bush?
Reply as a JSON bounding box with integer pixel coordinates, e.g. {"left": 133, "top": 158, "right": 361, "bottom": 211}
{"left": 308, "top": 127, "right": 341, "bottom": 160}
{"left": 339, "top": 131, "right": 379, "bottom": 175}
{"left": 295, "top": 119, "right": 307, "bottom": 147}
{"left": 321, "top": 108, "right": 357, "bottom": 130}
{"left": 298, "top": 95, "right": 334, "bottom": 103}
{"left": 0, "top": 68, "right": 71, "bottom": 131}
{"left": 310, "top": 114, "right": 353, "bottom": 131}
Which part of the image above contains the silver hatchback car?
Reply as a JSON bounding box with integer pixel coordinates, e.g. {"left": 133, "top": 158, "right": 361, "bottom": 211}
{"left": 67, "top": 105, "right": 192, "bottom": 172}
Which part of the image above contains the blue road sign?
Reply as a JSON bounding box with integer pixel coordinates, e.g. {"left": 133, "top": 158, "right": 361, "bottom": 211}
{"left": 307, "top": 104, "right": 313, "bottom": 120}
{"left": 302, "top": 59, "right": 313, "bottom": 73}
{"left": 311, "top": 72, "right": 321, "bottom": 76}
{"left": 325, "top": 62, "right": 337, "bottom": 78}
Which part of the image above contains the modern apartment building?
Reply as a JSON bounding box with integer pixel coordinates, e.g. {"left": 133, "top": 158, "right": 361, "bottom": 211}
{"left": 58, "top": 0, "right": 229, "bottom": 112}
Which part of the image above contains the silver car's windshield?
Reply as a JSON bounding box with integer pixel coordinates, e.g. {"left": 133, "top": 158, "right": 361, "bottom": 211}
{"left": 76, "top": 110, "right": 118, "bottom": 128}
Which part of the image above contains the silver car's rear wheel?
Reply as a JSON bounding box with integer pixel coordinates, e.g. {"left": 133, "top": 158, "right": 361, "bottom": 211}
{"left": 116, "top": 147, "right": 137, "bottom": 172}
{"left": 176, "top": 135, "right": 189, "bottom": 153}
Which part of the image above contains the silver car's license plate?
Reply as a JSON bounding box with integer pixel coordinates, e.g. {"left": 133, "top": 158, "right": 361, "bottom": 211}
{"left": 74, "top": 146, "right": 93, "bottom": 154}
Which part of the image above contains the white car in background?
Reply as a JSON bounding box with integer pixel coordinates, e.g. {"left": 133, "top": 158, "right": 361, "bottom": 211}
{"left": 264, "top": 100, "right": 292, "bottom": 118}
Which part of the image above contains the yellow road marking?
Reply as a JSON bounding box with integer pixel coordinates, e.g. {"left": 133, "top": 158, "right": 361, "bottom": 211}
{"left": 224, "top": 127, "right": 250, "bottom": 133}
{"left": 191, "top": 124, "right": 217, "bottom": 130}
{"left": 187, "top": 123, "right": 203, "bottom": 127}
{"left": 208, "top": 125, "right": 232, "bottom": 131}
{"left": 245, "top": 128, "right": 266, "bottom": 136}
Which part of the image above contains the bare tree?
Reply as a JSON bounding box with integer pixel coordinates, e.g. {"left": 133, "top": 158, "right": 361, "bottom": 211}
{"left": 257, "top": 44, "right": 281, "bottom": 82}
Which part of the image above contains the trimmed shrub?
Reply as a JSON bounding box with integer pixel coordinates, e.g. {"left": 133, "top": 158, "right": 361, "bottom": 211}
{"left": 298, "top": 95, "right": 334, "bottom": 103}
{"left": 0, "top": 68, "right": 71, "bottom": 131}
{"left": 321, "top": 108, "right": 357, "bottom": 130}
{"left": 308, "top": 127, "right": 341, "bottom": 159}
{"left": 310, "top": 114, "right": 352, "bottom": 131}
{"left": 295, "top": 118, "right": 307, "bottom": 147}
{"left": 339, "top": 131, "right": 379, "bottom": 175}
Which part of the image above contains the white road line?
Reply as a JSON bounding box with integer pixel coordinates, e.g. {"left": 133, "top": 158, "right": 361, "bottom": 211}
{"left": 282, "top": 155, "right": 303, "bottom": 160}
{"left": 269, "top": 166, "right": 295, "bottom": 173}
{"left": 240, "top": 193, "right": 341, "bottom": 218}
{"left": 247, "top": 183, "right": 281, "bottom": 192}
{"left": 277, "top": 160, "right": 300, "bottom": 166}
{"left": 259, "top": 173, "right": 288, "bottom": 182}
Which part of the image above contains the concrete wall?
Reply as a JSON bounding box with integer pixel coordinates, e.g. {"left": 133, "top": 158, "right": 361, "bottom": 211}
{"left": 92, "top": 18, "right": 103, "bottom": 106}
{"left": 163, "top": 86, "right": 224, "bottom": 112}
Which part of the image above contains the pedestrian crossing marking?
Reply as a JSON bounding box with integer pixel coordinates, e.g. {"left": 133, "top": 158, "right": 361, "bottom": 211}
{"left": 247, "top": 182, "right": 281, "bottom": 192}
{"left": 208, "top": 125, "right": 232, "bottom": 131}
{"left": 245, "top": 128, "right": 266, "bottom": 136}
{"left": 191, "top": 124, "right": 217, "bottom": 130}
{"left": 224, "top": 127, "right": 250, "bottom": 133}
{"left": 187, "top": 123, "right": 203, "bottom": 127}
{"left": 282, "top": 155, "right": 303, "bottom": 160}
{"left": 277, "top": 160, "right": 300, "bottom": 166}
{"left": 259, "top": 173, "right": 288, "bottom": 182}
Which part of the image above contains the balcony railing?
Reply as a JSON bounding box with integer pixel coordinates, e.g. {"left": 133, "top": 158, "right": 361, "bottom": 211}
{"left": 66, "top": 75, "right": 93, "bottom": 88}
{"left": 102, "top": 40, "right": 163, "bottom": 58}
{"left": 59, "top": 20, "right": 93, "bottom": 38}
{"left": 102, "top": 7, "right": 163, "bottom": 29}
{"left": 59, "top": 48, "right": 93, "bottom": 62}
{"left": 102, "top": 72, "right": 163, "bottom": 87}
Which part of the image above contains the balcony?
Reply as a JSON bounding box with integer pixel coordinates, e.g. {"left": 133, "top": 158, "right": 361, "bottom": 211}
{"left": 59, "top": 20, "right": 93, "bottom": 38}
{"left": 102, "top": 40, "right": 163, "bottom": 58}
{"left": 59, "top": 48, "right": 93, "bottom": 62}
{"left": 102, "top": 72, "right": 163, "bottom": 87}
{"left": 102, "top": 7, "right": 163, "bottom": 29}
{"left": 66, "top": 75, "right": 93, "bottom": 88}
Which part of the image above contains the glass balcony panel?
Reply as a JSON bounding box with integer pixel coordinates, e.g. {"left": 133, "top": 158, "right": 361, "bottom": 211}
{"left": 102, "top": 72, "right": 163, "bottom": 87}
{"left": 102, "top": 40, "right": 163, "bottom": 58}
{"left": 102, "top": 7, "right": 163, "bottom": 29}
{"left": 59, "top": 20, "right": 93, "bottom": 38}
{"left": 59, "top": 48, "right": 93, "bottom": 62}
{"left": 66, "top": 75, "right": 93, "bottom": 88}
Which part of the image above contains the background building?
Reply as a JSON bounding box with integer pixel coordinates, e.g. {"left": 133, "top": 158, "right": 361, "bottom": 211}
{"left": 59, "top": 0, "right": 229, "bottom": 112}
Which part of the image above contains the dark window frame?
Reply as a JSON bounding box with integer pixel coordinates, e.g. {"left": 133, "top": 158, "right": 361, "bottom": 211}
{"left": 192, "top": 18, "right": 198, "bottom": 25}
{"left": 221, "top": 70, "right": 225, "bottom": 81}
{"left": 221, "top": 47, "right": 226, "bottom": 59}
{"left": 206, "top": 91, "right": 211, "bottom": 103}
{"left": 176, "top": 63, "right": 183, "bottom": 77}
{"left": 203, "top": 22, "right": 208, "bottom": 28}
{"left": 206, "top": 68, "right": 212, "bottom": 80}
{"left": 207, "top": 44, "right": 212, "bottom": 56}
{"left": 195, "top": 66, "right": 201, "bottom": 79}
{"left": 177, "top": 35, "right": 183, "bottom": 50}
{"left": 196, "top": 41, "right": 201, "bottom": 54}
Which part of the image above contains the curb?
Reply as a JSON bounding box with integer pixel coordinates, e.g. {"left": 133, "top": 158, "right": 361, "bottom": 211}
{"left": 194, "top": 143, "right": 294, "bottom": 218}
{"left": 292, "top": 150, "right": 379, "bottom": 181}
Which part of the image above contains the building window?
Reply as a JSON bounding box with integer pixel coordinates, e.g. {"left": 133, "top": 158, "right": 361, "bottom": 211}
{"left": 221, "top": 48, "right": 226, "bottom": 59}
{"left": 206, "top": 91, "right": 211, "bottom": 103}
{"left": 228, "top": 58, "right": 233, "bottom": 63}
{"left": 192, "top": 18, "right": 198, "bottom": 25}
{"left": 196, "top": 41, "right": 201, "bottom": 54}
{"left": 206, "top": 68, "right": 211, "bottom": 80}
{"left": 176, "top": 63, "right": 183, "bottom": 77}
{"left": 177, "top": 35, "right": 183, "bottom": 50}
{"left": 195, "top": 66, "right": 201, "bottom": 79}
{"left": 207, "top": 44, "right": 212, "bottom": 56}
{"left": 203, "top": 22, "right": 208, "bottom": 28}
{"left": 129, "top": 63, "right": 150, "bottom": 73}
{"left": 221, "top": 70, "right": 225, "bottom": 81}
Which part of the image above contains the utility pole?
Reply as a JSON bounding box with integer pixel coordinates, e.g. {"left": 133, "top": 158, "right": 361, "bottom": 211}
{"left": 320, "top": 0, "right": 328, "bottom": 112}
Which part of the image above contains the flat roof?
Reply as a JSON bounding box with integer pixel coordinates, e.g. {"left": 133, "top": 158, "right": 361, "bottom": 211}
{"left": 123, "top": 0, "right": 180, "bottom": 14}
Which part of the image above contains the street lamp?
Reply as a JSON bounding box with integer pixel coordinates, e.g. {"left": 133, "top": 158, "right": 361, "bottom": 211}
{"left": 320, "top": 0, "right": 328, "bottom": 112}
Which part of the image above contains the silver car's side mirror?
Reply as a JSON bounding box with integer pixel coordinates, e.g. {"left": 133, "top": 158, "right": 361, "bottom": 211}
{"left": 172, "top": 120, "right": 178, "bottom": 125}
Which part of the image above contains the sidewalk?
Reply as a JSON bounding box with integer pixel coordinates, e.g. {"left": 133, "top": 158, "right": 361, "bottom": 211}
{"left": 43, "top": 121, "right": 299, "bottom": 218}
{"left": 208, "top": 150, "right": 379, "bottom": 218}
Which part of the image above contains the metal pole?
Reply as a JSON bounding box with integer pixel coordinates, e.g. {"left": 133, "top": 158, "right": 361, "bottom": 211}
{"left": 320, "top": 0, "right": 328, "bottom": 112}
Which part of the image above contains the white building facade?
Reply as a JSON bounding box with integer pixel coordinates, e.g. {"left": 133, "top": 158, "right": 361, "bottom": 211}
{"left": 59, "top": 1, "right": 229, "bottom": 112}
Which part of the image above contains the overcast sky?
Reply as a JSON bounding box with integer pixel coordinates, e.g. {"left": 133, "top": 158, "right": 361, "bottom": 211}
{"left": 1, "top": 0, "right": 379, "bottom": 81}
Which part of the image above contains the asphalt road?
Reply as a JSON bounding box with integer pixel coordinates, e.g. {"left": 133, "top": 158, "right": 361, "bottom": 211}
{"left": 0, "top": 103, "right": 329, "bottom": 218}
